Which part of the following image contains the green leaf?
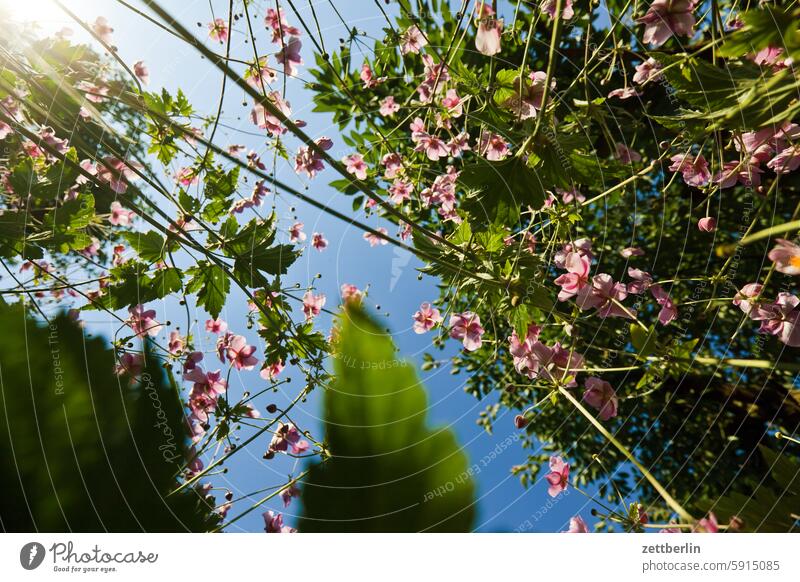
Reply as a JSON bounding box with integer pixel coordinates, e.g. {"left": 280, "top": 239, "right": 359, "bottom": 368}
{"left": 122, "top": 230, "right": 166, "bottom": 263}
{"left": 150, "top": 267, "right": 183, "bottom": 299}
{"left": 718, "top": 7, "right": 800, "bottom": 61}
{"left": 222, "top": 218, "right": 299, "bottom": 276}
{"left": 630, "top": 324, "right": 658, "bottom": 358}
{"left": 299, "top": 306, "right": 476, "bottom": 532}
{"left": 708, "top": 445, "right": 799, "bottom": 532}
{"left": 460, "top": 157, "right": 546, "bottom": 226}
{"left": 510, "top": 304, "right": 532, "bottom": 339}
{"left": 0, "top": 304, "right": 219, "bottom": 531}
{"left": 42, "top": 193, "right": 95, "bottom": 252}
{"left": 187, "top": 262, "right": 230, "bottom": 319}
{"left": 202, "top": 166, "right": 240, "bottom": 222}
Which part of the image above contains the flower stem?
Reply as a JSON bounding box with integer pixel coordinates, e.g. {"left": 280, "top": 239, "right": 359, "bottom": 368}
{"left": 557, "top": 386, "right": 694, "bottom": 522}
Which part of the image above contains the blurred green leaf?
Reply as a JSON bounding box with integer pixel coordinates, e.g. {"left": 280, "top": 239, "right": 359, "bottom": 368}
{"left": 0, "top": 304, "right": 218, "bottom": 531}
{"left": 300, "top": 306, "right": 476, "bottom": 532}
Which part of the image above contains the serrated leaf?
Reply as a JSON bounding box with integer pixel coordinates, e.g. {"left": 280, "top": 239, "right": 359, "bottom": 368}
{"left": 187, "top": 263, "right": 229, "bottom": 319}
{"left": 122, "top": 230, "right": 166, "bottom": 263}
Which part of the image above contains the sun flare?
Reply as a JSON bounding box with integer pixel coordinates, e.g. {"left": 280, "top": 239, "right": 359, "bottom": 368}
{"left": 0, "top": 0, "right": 78, "bottom": 31}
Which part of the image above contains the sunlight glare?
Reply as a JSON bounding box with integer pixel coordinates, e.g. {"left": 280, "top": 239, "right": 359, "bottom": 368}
{"left": 0, "top": 0, "right": 71, "bottom": 31}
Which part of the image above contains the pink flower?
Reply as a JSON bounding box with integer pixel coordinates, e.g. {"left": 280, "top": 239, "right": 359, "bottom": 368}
{"left": 752, "top": 46, "right": 789, "bottom": 69}
{"left": 415, "top": 133, "right": 450, "bottom": 161}
{"left": 400, "top": 25, "right": 428, "bottom": 55}
{"left": 413, "top": 302, "right": 443, "bottom": 333}
{"left": 246, "top": 59, "right": 277, "bottom": 90}
{"left": 97, "top": 157, "right": 139, "bottom": 193}
{"left": 576, "top": 274, "right": 635, "bottom": 319}
{"left": 108, "top": 244, "right": 125, "bottom": 264}
{"left": 633, "top": 57, "right": 662, "bottom": 84}
{"left": 381, "top": 152, "right": 404, "bottom": 179}
{"left": 363, "top": 228, "right": 389, "bottom": 246}
{"left": 133, "top": 60, "right": 149, "bottom": 84}
{"left": 410, "top": 116, "right": 426, "bottom": 137}
{"left": 636, "top": 0, "right": 697, "bottom": 47}
{"left": 441, "top": 89, "right": 463, "bottom": 117}
{"left": 554, "top": 238, "right": 593, "bottom": 268}
{"left": 302, "top": 291, "right": 326, "bottom": 320}
{"left": 541, "top": 0, "right": 574, "bottom": 20}
{"left": 651, "top": 284, "right": 678, "bottom": 325}
{"left": 564, "top": 515, "right": 589, "bottom": 533}
{"left": 768, "top": 239, "right": 800, "bottom": 275}
{"left": 289, "top": 222, "right": 307, "bottom": 243}
{"left": 280, "top": 484, "right": 301, "bottom": 508}
{"left": 627, "top": 267, "right": 653, "bottom": 295}
{"left": 77, "top": 80, "right": 109, "bottom": 104}
{"left": 669, "top": 153, "right": 711, "bottom": 187}
{"left": 735, "top": 126, "right": 784, "bottom": 164}
{"left": 475, "top": 6, "right": 503, "bottom": 56}
{"left": 615, "top": 143, "right": 642, "bottom": 163}
{"left": 127, "top": 304, "right": 162, "bottom": 338}
{"left": 545, "top": 456, "right": 570, "bottom": 497}
{"left": 247, "top": 150, "right": 266, "bottom": 170}
{"left": 508, "top": 324, "right": 543, "bottom": 378}
{"left": 265, "top": 8, "right": 301, "bottom": 43}
{"left": 360, "top": 63, "right": 386, "bottom": 88}
{"left": 379, "top": 95, "right": 400, "bottom": 117}
{"left": 108, "top": 201, "right": 135, "bottom": 226}
{"left": 388, "top": 180, "right": 413, "bottom": 205}
{"left": 697, "top": 216, "right": 717, "bottom": 232}
{"left": 115, "top": 352, "right": 143, "bottom": 377}
{"left": 449, "top": 312, "right": 485, "bottom": 351}
{"left": 558, "top": 187, "right": 585, "bottom": 204}
{"left": 92, "top": 16, "right": 114, "bottom": 44}
{"left": 693, "top": 512, "right": 719, "bottom": 533}
{"left": 583, "top": 377, "right": 619, "bottom": 421}
{"left": 262, "top": 510, "right": 296, "bottom": 533}
{"left": 343, "top": 153, "right": 368, "bottom": 180}
{"left": 175, "top": 167, "right": 198, "bottom": 187}
{"left": 751, "top": 293, "right": 800, "bottom": 347}
{"left": 269, "top": 422, "right": 309, "bottom": 455}
{"left": 715, "top": 161, "right": 762, "bottom": 188}
{"left": 183, "top": 351, "right": 203, "bottom": 375}
{"left": 340, "top": 284, "right": 363, "bottom": 304}
{"left": 226, "top": 335, "right": 259, "bottom": 370}
{"left": 733, "top": 283, "right": 763, "bottom": 315}
{"left": 608, "top": 87, "right": 641, "bottom": 100}
{"left": 276, "top": 37, "right": 303, "bottom": 76}
{"left": 447, "top": 132, "right": 471, "bottom": 156}
{"left": 554, "top": 252, "right": 591, "bottom": 301}
{"left": 185, "top": 368, "right": 228, "bottom": 398}
{"left": 260, "top": 360, "right": 285, "bottom": 380}
{"left": 168, "top": 331, "right": 184, "bottom": 355}
{"left": 294, "top": 136, "right": 333, "bottom": 178}
{"left": 767, "top": 145, "right": 800, "bottom": 174}
{"left": 205, "top": 318, "right": 228, "bottom": 334}
{"left": 621, "top": 246, "right": 645, "bottom": 258}
{"left": 208, "top": 18, "right": 229, "bottom": 43}
{"left": 477, "top": 131, "right": 510, "bottom": 161}
{"left": 250, "top": 92, "right": 291, "bottom": 136}
{"left": 311, "top": 232, "right": 328, "bottom": 251}
{"left": 187, "top": 381, "right": 219, "bottom": 424}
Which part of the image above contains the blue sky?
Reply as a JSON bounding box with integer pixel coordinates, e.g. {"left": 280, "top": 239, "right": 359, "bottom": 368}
{"left": 9, "top": 0, "right": 610, "bottom": 532}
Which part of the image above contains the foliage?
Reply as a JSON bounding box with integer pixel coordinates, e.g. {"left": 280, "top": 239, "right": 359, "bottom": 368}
{"left": 299, "top": 306, "right": 475, "bottom": 532}
{"left": 1, "top": 0, "right": 799, "bottom": 532}
{"left": 0, "top": 303, "right": 218, "bottom": 531}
